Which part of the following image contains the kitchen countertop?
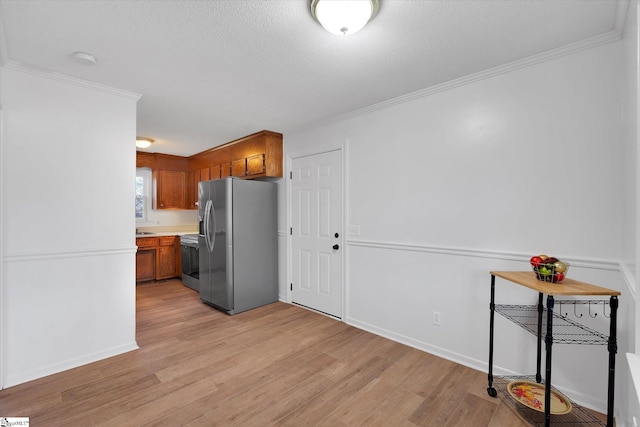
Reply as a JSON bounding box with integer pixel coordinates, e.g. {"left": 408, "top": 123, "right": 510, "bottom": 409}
{"left": 136, "top": 232, "right": 197, "bottom": 238}
{"left": 136, "top": 226, "right": 198, "bottom": 238}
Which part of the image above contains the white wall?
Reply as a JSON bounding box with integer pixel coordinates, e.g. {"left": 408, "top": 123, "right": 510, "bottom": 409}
{"left": 138, "top": 208, "right": 198, "bottom": 229}
{"left": 1, "top": 65, "right": 140, "bottom": 387}
{"left": 622, "top": 1, "right": 639, "bottom": 300}
{"left": 0, "top": 52, "right": 5, "bottom": 392}
{"left": 285, "top": 39, "right": 634, "bottom": 421}
{"left": 622, "top": 1, "right": 640, "bottom": 424}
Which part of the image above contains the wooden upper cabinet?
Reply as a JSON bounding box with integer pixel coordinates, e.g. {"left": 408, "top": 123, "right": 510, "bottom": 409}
{"left": 156, "top": 169, "right": 186, "bottom": 209}
{"left": 231, "top": 159, "right": 246, "bottom": 177}
{"left": 189, "top": 130, "right": 282, "bottom": 180}
{"left": 246, "top": 154, "right": 265, "bottom": 176}
{"left": 221, "top": 163, "right": 231, "bottom": 178}
{"left": 138, "top": 130, "right": 282, "bottom": 212}
{"left": 136, "top": 152, "right": 156, "bottom": 169}
{"left": 210, "top": 165, "right": 221, "bottom": 180}
{"left": 200, "top": 167, "right": 210, "bottom": 181}
{"left": 194, "top": 169, "right": 201, "bottom": 208}
{"left": 186, "top": 169, "right": 201, "bottom": 210}
{"left": 146, "top": 153, "right": 189, "bottom": 210}
{"left": 186, "top": 170, "right": 197, "bottom": 209}
{"left": 263, "top": 132, "right": 283, "bottom": 177}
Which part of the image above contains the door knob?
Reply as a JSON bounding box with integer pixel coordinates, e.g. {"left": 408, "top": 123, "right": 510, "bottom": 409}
{"left": 333, "top": 244, "right": 339, "bottom": 250}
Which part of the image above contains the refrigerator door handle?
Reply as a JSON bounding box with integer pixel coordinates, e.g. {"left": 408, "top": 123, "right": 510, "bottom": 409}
{"left": 210, "top": 198, "right": 216, "bottom": 251}
{"left": 204, "top": 199, "right": 213, "bottom": 252}
{"left": 203, "top": 199, "right": 209, "bottom": 250}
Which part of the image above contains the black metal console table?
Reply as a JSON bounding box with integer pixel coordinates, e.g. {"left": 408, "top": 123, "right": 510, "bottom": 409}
{"left": 487, "top": 271, "right": 620, "bottom": 427}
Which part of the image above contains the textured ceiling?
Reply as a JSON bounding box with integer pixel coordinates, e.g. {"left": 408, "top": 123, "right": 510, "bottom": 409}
{"left": 0, "top": 0, "right": 624, "bottom": 156}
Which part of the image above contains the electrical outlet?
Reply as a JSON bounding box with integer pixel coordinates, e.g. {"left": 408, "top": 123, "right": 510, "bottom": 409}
{"left": 347, "top": 225, "right": 360, "bottom": 236}
{"left": 433, "top": 311, "right": 441, "bottom": 326}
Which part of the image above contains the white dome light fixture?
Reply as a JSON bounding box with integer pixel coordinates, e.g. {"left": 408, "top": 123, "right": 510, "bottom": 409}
{"left": 310, "top": 0, "right": 379, "bottom": 36}
{"left": 136, "top": 137, "right": 154, "bottom": 149}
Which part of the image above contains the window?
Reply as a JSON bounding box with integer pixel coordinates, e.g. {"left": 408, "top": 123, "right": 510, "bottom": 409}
{"left": 136, "top": 168, "right": 152, "bottom": 222}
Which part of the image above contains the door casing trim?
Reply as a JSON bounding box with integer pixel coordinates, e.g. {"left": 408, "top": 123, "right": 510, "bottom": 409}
{"left": 286, "top": 140, "right": 348, "bottom": 320}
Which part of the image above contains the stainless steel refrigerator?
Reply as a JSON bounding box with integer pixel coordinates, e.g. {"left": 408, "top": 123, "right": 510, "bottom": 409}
{"left": 198, "top": 178, "right": 278, "bottom": 314}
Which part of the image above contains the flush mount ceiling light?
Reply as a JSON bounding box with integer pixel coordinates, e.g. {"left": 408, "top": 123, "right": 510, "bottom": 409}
{"left": 310, "top": 0, "right": 379, "bottom": 36}
{"left": 136, "top": 137, "right": 154, "bottom": 149}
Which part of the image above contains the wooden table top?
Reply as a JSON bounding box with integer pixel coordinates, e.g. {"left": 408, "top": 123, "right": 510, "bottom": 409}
{"left": 490, "top": 271, "right": 620, "bottom": 296}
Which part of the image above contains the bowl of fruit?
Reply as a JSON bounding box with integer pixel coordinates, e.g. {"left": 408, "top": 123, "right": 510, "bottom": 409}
{"left": 530, "top": 254, "right": 569, "bottom": 283}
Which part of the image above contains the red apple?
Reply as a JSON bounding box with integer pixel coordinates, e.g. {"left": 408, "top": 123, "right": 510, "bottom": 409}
{"left": 530, "top": 256, "right": 544, "bottom": 267}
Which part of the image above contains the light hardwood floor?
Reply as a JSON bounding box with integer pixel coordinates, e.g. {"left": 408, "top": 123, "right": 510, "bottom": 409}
{"left": 0, "top": 279, "right": 530, "bottom": 426}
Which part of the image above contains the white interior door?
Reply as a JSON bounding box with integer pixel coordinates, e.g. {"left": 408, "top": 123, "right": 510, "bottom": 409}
{"left": 291, "top": 149, "right": 343, "bottom": 318}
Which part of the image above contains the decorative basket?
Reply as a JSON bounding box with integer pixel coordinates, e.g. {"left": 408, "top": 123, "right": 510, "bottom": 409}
{"left": 531, "top": 258, "right": 570, "bottom": 283}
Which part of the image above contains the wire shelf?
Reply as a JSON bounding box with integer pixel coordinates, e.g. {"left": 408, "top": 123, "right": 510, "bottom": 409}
{"left": 495, "top": 304, "right": 609, "bottom": 345}
{"left": 490, "top": 375, "right": 606, "bottom": 426}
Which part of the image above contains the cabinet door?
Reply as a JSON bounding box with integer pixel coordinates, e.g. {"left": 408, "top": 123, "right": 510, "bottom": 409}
{"left": 157, "top": 237, "right": 178, "bottom": 279}
{"left": 231, "top": 159, "right": 246, "bottom": 177}
{"left": 193, "top": 169, "right": 201, "bottom": 206}
{"left": 210, "top": 165, "right": 221, "bottom": 180}
{"left": 200, "top": 167, "right": 210, "bottom": 182}
{"left": 221, "top": 163, "right": 231, "bottom": 178}
{"left": 136, "top": 248, "right": 156, "bottom": 282}
{"left": 246, "top": 154, "right": 265, "bottom": 176}
{"left": 187, "top": 170, "right": 196, "bottom": 209}
{"left": 157, "top": 170, "right": 186, "bottom": 209}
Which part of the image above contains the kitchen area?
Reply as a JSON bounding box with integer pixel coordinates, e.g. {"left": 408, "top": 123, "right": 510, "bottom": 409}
{"left": 135, "top": 130, "right": 282, "bottom": 314}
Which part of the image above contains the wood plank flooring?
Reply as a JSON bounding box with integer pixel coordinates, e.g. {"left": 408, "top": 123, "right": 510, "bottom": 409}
{"left": 0, "top": 279, "right": 530, "bottom": 426}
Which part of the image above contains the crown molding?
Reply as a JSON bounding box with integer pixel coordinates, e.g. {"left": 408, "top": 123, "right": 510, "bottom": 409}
{"left": 298, "top": 0, "right": 630, "bottom": 133}
{"left": 2, "top": 59, "right": 142, "bottom": 101}
{"left": 0, "top": 4, "right": 139, "bottom": 100}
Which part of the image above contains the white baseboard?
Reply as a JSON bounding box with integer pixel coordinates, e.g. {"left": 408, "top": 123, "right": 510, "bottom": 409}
{"left": 3, "top": 341, "right": 139, "bottom": 389}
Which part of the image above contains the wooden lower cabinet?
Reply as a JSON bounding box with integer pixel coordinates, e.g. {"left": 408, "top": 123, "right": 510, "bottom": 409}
{"left": 136, "top": 248, "right": 156, "bottom": 282}
{"left": 157, "top": 237, "right": 179, "bottom": 280}
{"left": 136, "top": 236, "right": 180, "bottom": 282}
